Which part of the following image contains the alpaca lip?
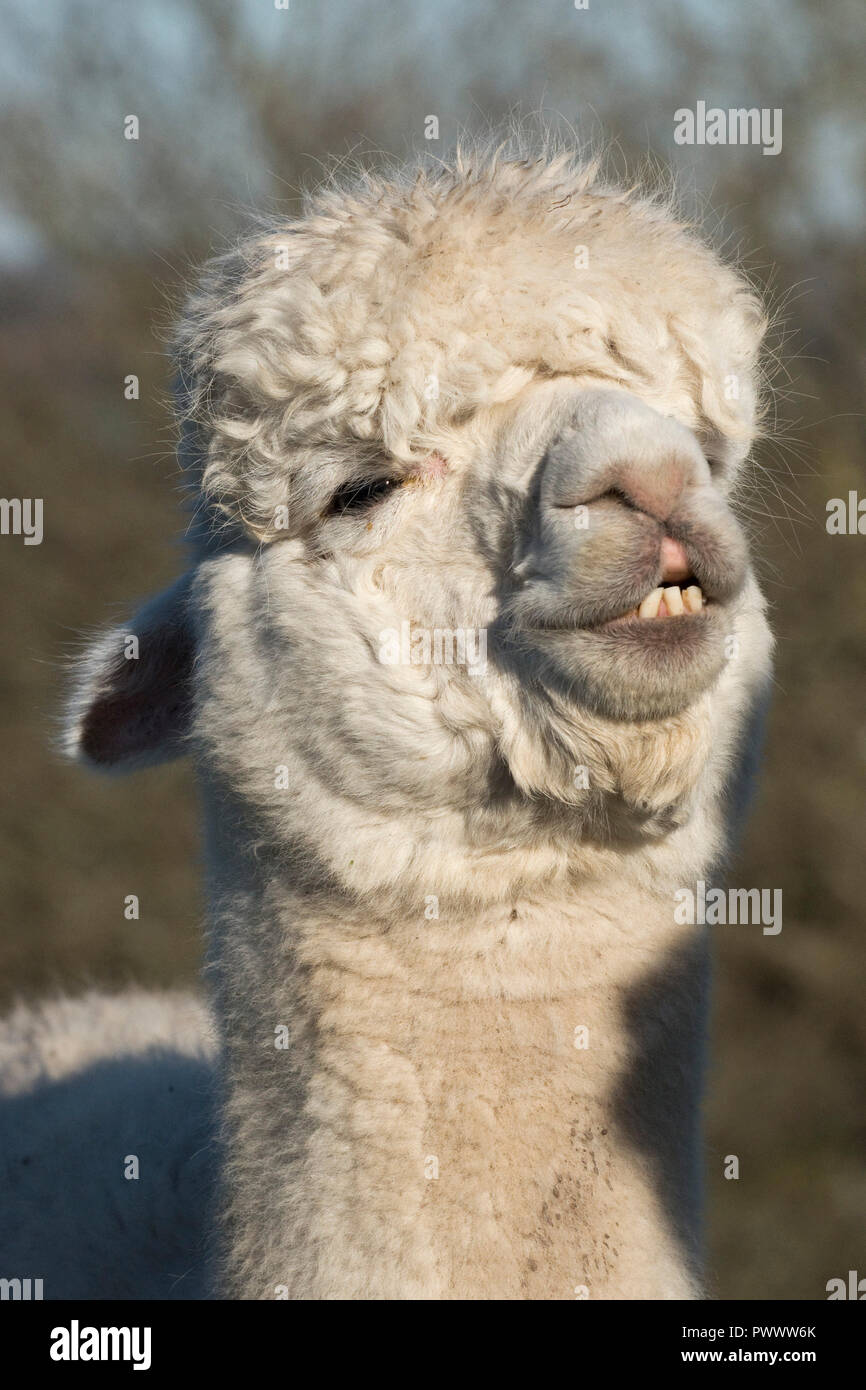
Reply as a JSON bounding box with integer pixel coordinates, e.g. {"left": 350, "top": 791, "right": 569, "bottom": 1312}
{"left": 527, "top": 584, "right": 715, "bottom": 638}
{"left": 593, "top": 582, "right": 711, "bottom": 630}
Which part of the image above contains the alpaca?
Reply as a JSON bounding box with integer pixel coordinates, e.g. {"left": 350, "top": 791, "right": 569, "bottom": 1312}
{"left": 4, "top": 143, "right": 774, "bottom": 1300}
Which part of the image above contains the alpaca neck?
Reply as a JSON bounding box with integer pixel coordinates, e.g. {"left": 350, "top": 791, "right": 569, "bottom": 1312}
{"left": 207, "top": 861, "right": 708, "bottom": 1300}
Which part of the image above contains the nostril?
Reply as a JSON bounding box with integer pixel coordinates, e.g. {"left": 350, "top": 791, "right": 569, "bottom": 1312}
{"left": 551, "top": 486, "right": 638, "bottom": 512}
{"left": 592, "top": 486, "right": 640, "bottom": 511}
{"left": 659, "top": 536, "right": 691, "bottom": 583}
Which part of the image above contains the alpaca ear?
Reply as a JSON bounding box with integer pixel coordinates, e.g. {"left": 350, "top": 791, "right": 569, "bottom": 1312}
{"left": 64, "top": 574, "right": 195, "bottom": 772}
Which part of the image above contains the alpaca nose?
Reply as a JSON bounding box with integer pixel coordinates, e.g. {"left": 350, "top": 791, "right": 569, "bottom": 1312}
{"left": 541, "top": 389, "right": 713, "bottom": 518}
{"left": 606, "top": 454, "right": 703, "bottom": 526}
{"left": 513, "top": 387, "right": 749, "bottom": 618}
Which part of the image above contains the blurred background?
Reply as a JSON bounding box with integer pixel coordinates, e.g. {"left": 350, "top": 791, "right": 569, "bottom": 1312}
{"left": 1, "top": 0, "right": 864, "bottom": 1299}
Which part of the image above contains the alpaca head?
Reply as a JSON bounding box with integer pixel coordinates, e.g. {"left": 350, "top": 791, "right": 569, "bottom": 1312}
{"left": 67, "top": 147, "right": 773, "bottom": 899}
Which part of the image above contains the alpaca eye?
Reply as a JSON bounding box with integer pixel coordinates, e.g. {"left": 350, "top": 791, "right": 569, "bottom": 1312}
{"left": 327, "top": 475, "right": 397, "bottom": 517}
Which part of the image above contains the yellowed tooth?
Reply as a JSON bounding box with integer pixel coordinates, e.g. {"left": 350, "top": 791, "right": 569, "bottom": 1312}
{"left": 638, "top": 587, "right": 663, "bottom": 619}
{"left": 664, "top": 585, "right": 684, "bottom": 615}
{"left": 683, "top": 585, "right": 703, "bottom": 613}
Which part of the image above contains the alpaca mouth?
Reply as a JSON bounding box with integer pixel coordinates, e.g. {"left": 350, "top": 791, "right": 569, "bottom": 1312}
{"left": 598, "top": 581, "right": 709, "bottom": 628}
{"left": 522, "top": 579, "right": 716, "bottom": 638}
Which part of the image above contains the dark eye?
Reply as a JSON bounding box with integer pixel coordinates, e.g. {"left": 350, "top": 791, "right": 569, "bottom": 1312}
{"left": 327, "top": 475, "right": 397, "bottom": 517}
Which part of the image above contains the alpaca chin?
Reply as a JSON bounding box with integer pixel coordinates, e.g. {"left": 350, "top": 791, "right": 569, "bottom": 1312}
{"left": 502, "top": 613, "right": 730, "bottom": 724}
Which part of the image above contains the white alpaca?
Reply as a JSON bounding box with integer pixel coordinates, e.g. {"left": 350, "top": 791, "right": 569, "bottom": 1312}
{"left": 1, "top": 143, "right": 773, "bottom": 1300}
